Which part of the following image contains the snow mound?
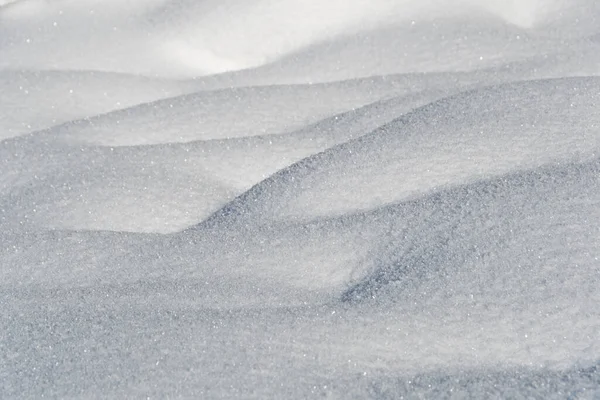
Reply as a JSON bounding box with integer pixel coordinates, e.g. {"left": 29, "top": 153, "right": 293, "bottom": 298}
{"left": 0, "top": 69, "right": 198, "bottom": 140}
{"left": 223, "top": 17, "right": 538, "bottom": 85}
{"left": 3, "top": 157, "right": 598, "bottom": 387}
{"left": 4, "top": 73, "right": 563, "bottom": 234}
{"left": 41, "top": 74, "right": 480, "bottom": 146}
{"left": 2, "top": 0, "right": 594, "bottom": 79}
{"left": 5, "top": 155, "right": 597, "bottom": 308}
{"left": 2, "top": 85, "right": 451, "bottom": 232}
{"left": 2, "top": 1, "right": 600, "bottom": 398}
{"left": 341, "top": 158, "right": 600, "bottom": 306}
{"left": 207, "top": 77, "right": 600, "bottom": 224}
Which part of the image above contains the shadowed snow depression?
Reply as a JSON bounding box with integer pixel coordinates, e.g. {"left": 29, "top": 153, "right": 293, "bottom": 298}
{"left": 1, "top": 0, "right": 599, "bottom": 398}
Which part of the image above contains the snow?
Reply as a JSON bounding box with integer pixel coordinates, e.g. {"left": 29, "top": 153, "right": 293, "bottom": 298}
{"left": 1, "top": 0, "right": 599, "bottom": 398}
{"left": 0, "top": 69, "right": 198, "bottom": 140}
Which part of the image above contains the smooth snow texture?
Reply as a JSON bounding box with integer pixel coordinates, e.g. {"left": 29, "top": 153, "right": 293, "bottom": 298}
{"left": 1, "top": 0, "right": 597, "bottom": 78}
{"left": 3, "top": 159, "right": 599, "bottom": 392}
{"left": 209, "top": 77, "right": 600, "bottom": 223}
{"left": 0, "top": 84, "right": 461, "bottom": 233}
{"left": 1, "top": 0, "right": 599, "bottom": 398}
{"left": 44, "top": 75, "right": 454, "bottom": 146}
{"left": 0, "top": 69, "right": 200, "bottom": 139}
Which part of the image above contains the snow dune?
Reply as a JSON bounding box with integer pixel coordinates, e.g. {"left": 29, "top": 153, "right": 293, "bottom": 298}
{"left": 3, "top": 156, "right": 599, "bottom": 398}
{"left": 0, "top": 72, "right": 508, "bottom": 233}
{"left": 0, "top": 80, "right": 454, "bottom": 233}
{"left": 43, "top": 75, "right": 456, "bottom": 146}
{"left": 1, "top": 0, "right": 600, "bottom": 398}
{"left": 0, "top": 69, "right": 200, "bottom": 140}
{"left": 205, "top": 77, "right": 600, "bottom": 224}
{"left": 2, "top": 0, "right": 597, "bottom": 79}
{"left": 5, "top": 75, "right": 595, "bottom": 233}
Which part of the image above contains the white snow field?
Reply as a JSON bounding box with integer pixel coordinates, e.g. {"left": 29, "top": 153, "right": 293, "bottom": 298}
{"left": 1, "top": 0, "right": 600, "bottom": 399}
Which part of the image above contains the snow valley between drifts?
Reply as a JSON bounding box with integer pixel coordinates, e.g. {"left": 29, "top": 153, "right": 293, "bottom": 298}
{"left": 1, "top": 0, "right": 600, "bottom": 398}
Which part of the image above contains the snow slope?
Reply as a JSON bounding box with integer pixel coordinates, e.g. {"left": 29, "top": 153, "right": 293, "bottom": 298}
{"left": 2, "top": 156, "right": 599, "bottom": 398}
{"left": 42, "top": 75, "right": 453, "bottom": 146}
{"left": 207, "top": 77, "right": 600, "bottom": 223}
{"left": 0, "top": 73, "right": 508, "bottom": 233}
{"left": 0, "top": 83, "right": 454, "bottom": 232}
{"left": 1, "top": 0, "right": 599, "bottom": 398}
{"left": 0, "top": 69, "right": 200, "bottom": 140}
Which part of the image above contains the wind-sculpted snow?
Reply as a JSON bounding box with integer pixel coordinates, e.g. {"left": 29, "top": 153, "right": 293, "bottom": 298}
{"left": 2, "top": 156, "right": 599, "bottom": 396}
{"left": 340, "top": 158, "right": 600, "bottom": 305}
{"left": 0, "top": 78, "right": 491, "bottom": 232}
{"left": 39, "top": 72, "right": 509, "bottom": 146}
{"left": 2, "top": 0, "right": 598, "bottom": 79}
{"left": 0, "top": 89, "right": 443, "bottom": 232}
{"left": 2, "top": 0, "right": 600, "bottom": 398}
{"left": 231, "top": 18, "right": 540, "bottom": 84}
{"left": 208, "top": 77, "right": 600, "bottom": 224}
{"left": 43, "top": 77, "right": 431, "bottom": 146}
{"left": 6, "top": 76, "right": 593, "bottom": 233}
{"left": 0, "top": 69, "right": 202, "bottom": 140}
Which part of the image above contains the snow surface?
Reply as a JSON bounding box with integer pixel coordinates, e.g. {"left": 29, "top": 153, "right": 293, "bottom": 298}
{"left": 1, "top": 0, "right": 599, "bottom": 398}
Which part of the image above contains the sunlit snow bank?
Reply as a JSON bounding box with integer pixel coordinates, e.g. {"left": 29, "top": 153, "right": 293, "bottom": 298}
{"left": 3, "top": 76, "right": 596, "bottom": 233}
{"left": 204, "top": 77, "right": 600, "bottom": 224}
{"left": 42, "top": 76, "right": 444, "bottom": 146}
{"left": 1, "top": 0, "right": 597, "bottom": 78}
{"left": 0, "top": 72, "right": 500, "bottom": 233}
{"left": 1, "top": 0, "right": 600, "bottom": 398}
{"left": 2, "top": 157, "right": 599, "bottom": 397}
{"left": 0, "top": 75, "right": 460, "bottom": 233}
{"left": 0, "top": 69, "right": 201, "bottom": 140}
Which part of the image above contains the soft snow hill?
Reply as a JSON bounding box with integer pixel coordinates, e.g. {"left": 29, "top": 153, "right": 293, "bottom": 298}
{"left": 38, "top": 71, "right": 504, "bottom": 146}
{"left": 0, "top": 82, "right": 464, "bottom": 233}
{"left": 0, "top": 0, "right": 212, "bottom": 77}
{"left": 7, "top": 73, "right": 592, "bottom": 234}
{"left": 2, "top": 151, "right": 598, "bottom": 399}
{"left": 2, "top": 0, "right": 600, "bottom": 398}
{"left": 211, "top": 17, "right": 540, "bottom": 85}
{"left": 3, "top": 70, "right": 530, "bottom": 233}
{"left": 3, "top": 0, "right": 597, "bottom": 80}
{"left": 0, "top": 69, "right": 200, "bottom": 140}
{"left": 205, "top": 77, "right": 600, "bottom": 224}
{"left": 185, "top": 10, "right": 600, "bottom": 86}
{"left": 2, "top": 78, "right": 598, "bottom": 309}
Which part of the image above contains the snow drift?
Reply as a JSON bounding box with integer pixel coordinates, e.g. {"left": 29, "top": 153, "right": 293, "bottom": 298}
{"left": 1, "top": 0, "right": 599, "bottom": 398}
